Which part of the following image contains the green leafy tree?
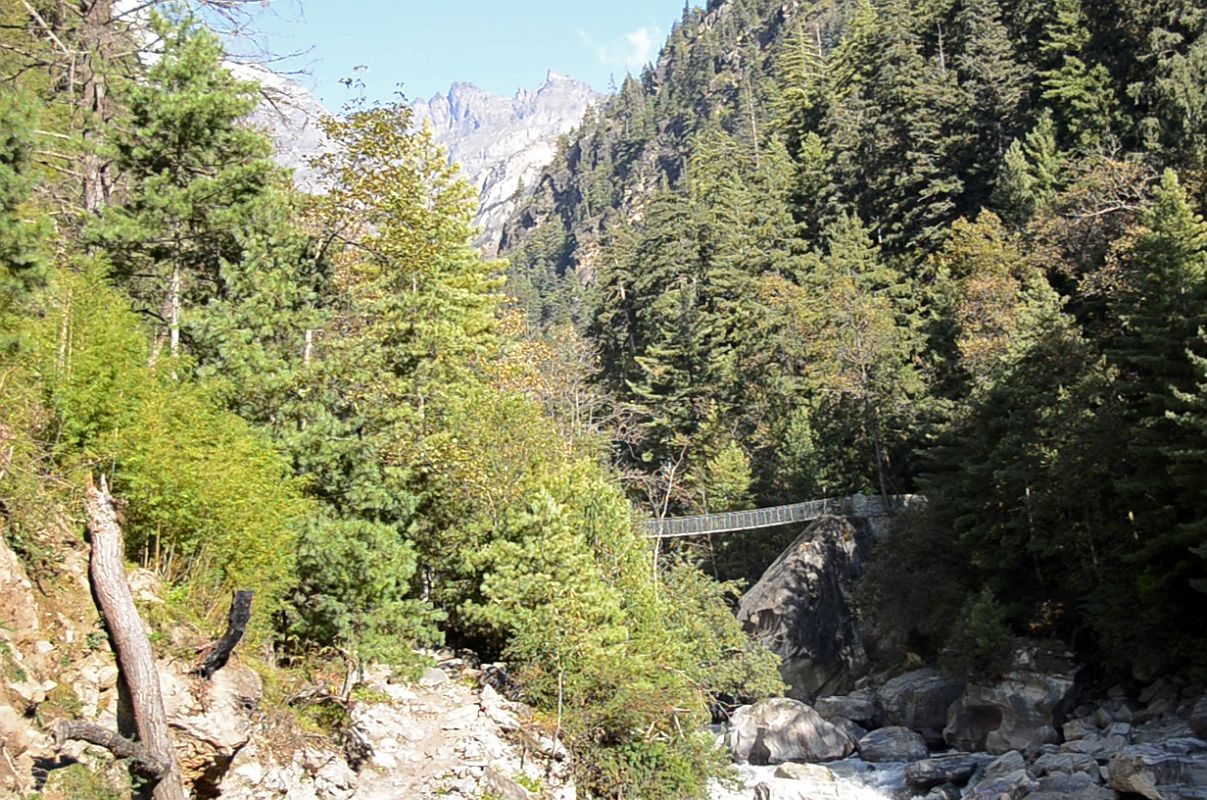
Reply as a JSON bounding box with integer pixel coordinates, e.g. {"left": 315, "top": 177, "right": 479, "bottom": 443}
{"left": 800, "top": 213, "right": 924, "bottom": 496}
{"left": 695, "top": 439, "right": 753, "bottom": 513}
{"left": 34, "top": 261, "right": 306, "bottom": 630}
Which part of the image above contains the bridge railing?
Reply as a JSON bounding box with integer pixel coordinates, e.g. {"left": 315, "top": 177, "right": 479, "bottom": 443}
{"left": 639, "top": 494, "right": 922, "bottom": 539}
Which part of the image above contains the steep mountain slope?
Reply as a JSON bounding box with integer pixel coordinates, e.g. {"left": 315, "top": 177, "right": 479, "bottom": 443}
{"left": 498, "top": 0, "right": 845, "bottom": 315}
{"left": 413, "top": 72, "right": 600, "bottom": 254}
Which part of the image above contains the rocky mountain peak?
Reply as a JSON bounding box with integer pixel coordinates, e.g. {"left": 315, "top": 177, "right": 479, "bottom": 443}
{"left": 413, "top": 73, "right": 600, "bottom": 254}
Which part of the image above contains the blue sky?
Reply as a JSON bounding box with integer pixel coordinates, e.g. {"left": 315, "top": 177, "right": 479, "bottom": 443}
{"left": 238, "top": 1, "right": 700, "bottom": 111}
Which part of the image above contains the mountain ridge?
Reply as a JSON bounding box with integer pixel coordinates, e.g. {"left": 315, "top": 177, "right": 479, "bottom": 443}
{"left": 412, "top": 71, "right": 601, "bottom": 254}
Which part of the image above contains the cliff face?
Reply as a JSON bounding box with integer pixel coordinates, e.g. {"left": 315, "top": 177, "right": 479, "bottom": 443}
{"left": 413, "top": 72, "right": 600, "bottom": 255}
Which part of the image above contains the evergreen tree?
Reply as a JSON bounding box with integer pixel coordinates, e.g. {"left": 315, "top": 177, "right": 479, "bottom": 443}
{"left": 1110, "top": 170, "right": 1207, "bottom": 517}
{"left": 1039, "top": 0, "right": 1121, "bottom": 151}
{"left": 992, "top": 113, "right": 1065, "bottom": 226}
{"left": 1107, "top": 172, "right": 1207, "bottom": 642}
{"left": 825, "top": 0, "right": 969, "bottom": 251}
{"left": 88, "top": 12, "right": 278, "bottom": 361}
{"left": 191, "top": 194, "right": 331, "bottom": 431}
{"left": 952, "top": 0, "right": 1031, "bottom": 192}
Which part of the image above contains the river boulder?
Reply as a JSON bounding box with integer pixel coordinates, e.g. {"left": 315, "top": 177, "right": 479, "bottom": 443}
{"left": 814, "top": 689, "right": 879, "bottom": 728}
{"left": 944, "top": 640, "right": 1078, "bottom": 756}
{"left": 728, "top": 698, "right": 856, "bottom": 765}
{"left": 1107, "top": 739, "right": 1207, "bottom": 800}
{"left": 736, "top": 516, "right": 874, "bottom": 700}
{"left": 1028, "top": 772, "right": 1118, "bottom": 800}
{"left": 905, "top": 754, "right": 985, "bottom": 790}
{"left": 963, "top": 751, "right": 1036, "bottom": 800}
{"left": 856, "top": 726, "right": 929, "bottom": 763}
{"left": 877, "top": 667, "right": 965, "bottom": 745}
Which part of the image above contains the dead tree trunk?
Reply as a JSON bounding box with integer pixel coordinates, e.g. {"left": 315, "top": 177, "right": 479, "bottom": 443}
{"left": 81, "top": 476, "right": 187, "bottom": 800}
{"left": 194, "top": 590, "right": 253, "bottom": 680}
{"left": 79, "top": 0, "right": 116, "bottom": 215}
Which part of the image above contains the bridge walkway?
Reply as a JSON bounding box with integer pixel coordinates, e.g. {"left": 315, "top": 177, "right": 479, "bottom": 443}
{"left": 640, "top": 494, "right": 919, "bottom": 539}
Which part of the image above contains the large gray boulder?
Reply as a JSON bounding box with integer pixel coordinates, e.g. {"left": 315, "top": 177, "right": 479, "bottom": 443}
{"left": 944, "top": 641, "right": 1078, "bottom": 756}
{"left": 963, "top": 769, "right": 1036, "bottom": 800}
{"left": 1032, "top": 751, "right": 1101, "bottom": 778}
{"left": 1107, "top": 739, "right": 1207, "bottom": 800}
{"left": 728, "top": 698, "right": 856, "bottom": 765}
{"left": 856, "top": 726, "right": 928, "bottom": 763}
{"left": 963, "top": 752, "right": 1036, "bottom": 800}
{"left": 736, "top": 516, "right": 874, "bottom": 699}
{"left": 878, "top": 668, "right": 965, "bottom": 745}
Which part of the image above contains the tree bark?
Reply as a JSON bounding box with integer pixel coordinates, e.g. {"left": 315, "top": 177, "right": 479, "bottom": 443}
{"left": 79, "top": 0, "right": 115, "bottom": 214}
{"left": 168, "top": 263, "right": 181, "bottom": 362}
{"left": 83, "top": 476, "right": 187, "bottom": 800}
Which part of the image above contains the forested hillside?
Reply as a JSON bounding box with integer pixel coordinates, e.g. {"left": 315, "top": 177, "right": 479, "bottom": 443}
{"left": 0, "top": 3, "right": 781, "bottom": 798}
{"left": 503, "top": 0, "right": 1207, "bottom": 676}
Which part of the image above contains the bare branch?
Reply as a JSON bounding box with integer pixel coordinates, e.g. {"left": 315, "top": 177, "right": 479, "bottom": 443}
{"left": 54, "top": 720, "right": 168, "bottom": 779}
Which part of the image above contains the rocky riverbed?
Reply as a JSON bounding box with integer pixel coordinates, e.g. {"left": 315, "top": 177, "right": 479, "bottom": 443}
{"left": 708, "top": 648, "right": 1207, "bottom": 800}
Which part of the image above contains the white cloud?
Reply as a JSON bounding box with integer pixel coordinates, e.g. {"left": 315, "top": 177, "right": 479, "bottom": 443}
{"left": 579, "top": 25, "right": 662, "bottom": 73}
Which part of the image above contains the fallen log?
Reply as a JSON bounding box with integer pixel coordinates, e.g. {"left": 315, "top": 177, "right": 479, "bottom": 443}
{"left": 195, "top": 589, "right": 253, "bottom": 679}
{"left": 66, "top": 475, "right": 187, "bottom": 800}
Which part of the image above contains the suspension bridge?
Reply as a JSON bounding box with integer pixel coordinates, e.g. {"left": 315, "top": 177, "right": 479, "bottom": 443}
{"left": 639, "top": 494, "right": 922, "bottom": 539}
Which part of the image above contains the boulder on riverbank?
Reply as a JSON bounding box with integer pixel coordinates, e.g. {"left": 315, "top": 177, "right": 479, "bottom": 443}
{"left": 1107, "top": 739, "right": 1207, "bottom": 800}
{"left": 878, "top": 667, "right": 965, "bottom": 745}
{"left": 736, "top": 516, "right": 874, "bottom": 700}
{"left": 728, "top": 698, "right": 856, "bottom": 765}
{"left": 944, "top": 641, "right": 1079, "bottom": 756}
{"left": 856, "top": 726, "right": 928, "bottom": 762}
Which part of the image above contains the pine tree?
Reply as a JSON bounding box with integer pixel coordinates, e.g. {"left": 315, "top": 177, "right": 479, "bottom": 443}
{"left": 1111, "top": 170, "right": 1207, "bottom": 531}
{"left": 1169, "top": 342, "right": 1207, "bottom": 602}
{"left": 992, "top": 113, "right": 1065, "bottom": 226}
{"left": 825, "top": 0, "right": 969, "bottom": 252}
{"left": 773, "top": 17, "right": 827, "bottom": 157}
{"left": 88, "top": 12, "right": 278, "bottom": 361}
{"left": 952, "top": 0, "right": 1031, "bottom": 192}
{"left": 190, "top": 193, "right": 331, "bottom": 433}
{"left": 1039, "top": 0, "right": 1120, "bottom": 151}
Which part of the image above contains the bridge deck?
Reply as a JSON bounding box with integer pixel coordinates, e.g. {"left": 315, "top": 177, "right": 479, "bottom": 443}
{"left": 640, "top": 494, "right": 918, "bottom": 539}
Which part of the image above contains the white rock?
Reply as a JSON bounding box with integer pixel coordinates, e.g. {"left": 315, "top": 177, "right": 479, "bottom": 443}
{"left": 729, "top": 698, "right": 855, "bottom": 765}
